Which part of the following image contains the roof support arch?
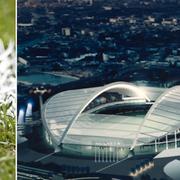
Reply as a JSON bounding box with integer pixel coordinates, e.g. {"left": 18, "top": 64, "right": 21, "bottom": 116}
{"left": 43, "top": 82, "right": 150, "bottom": 147}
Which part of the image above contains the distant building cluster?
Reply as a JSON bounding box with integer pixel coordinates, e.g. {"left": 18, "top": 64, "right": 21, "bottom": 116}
{"left": 17, "top": 0, "right": 180, "bottom": 94}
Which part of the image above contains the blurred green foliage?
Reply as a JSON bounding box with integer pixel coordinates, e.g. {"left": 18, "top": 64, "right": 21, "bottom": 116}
{"left": 0, "top": 101, "right": 15, "bottom": 179}
{"left": 0, "top": 1, "right": 16, "bottom": 179}
{"left": 0, "top": 146, "right": 15, "bottom": 180}
{"left": 0, "top": 0, "right": 15, "bottom": 46}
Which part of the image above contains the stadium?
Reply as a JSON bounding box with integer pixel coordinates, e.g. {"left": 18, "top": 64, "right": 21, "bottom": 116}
{"left": 42, "top": 82, "right": 180, "bottom": 161}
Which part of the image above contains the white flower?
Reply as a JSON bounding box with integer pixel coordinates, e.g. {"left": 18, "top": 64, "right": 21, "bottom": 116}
{"left": 0, "top": 39, "right": 16, "bottom": 117}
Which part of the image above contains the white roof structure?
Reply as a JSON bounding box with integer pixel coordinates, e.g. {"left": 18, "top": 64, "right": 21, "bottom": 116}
{"left": 64, "top": 113, "right": 145, "bottom": 147}
{"left": 43, "top": 82, "right": 150, "bottom": 147}
{"left": 42, "top": 82, "right": 180, "bottom": 150}
{"left": 132, "top": 86, "right": 180, "bottom": 149}
{"left": 155, "top": 148, "right": 180, "bottom": 159}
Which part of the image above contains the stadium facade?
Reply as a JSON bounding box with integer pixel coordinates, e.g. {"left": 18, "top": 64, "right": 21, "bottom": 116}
{"left": 42, "top": 82, "right": 180, "bottom": 160}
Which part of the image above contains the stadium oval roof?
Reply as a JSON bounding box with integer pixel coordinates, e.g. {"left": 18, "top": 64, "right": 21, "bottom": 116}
{"left": 132, "top": 85, "right": 180, "bottom": 149}
{"left": 43, "top": 82, "right": 150, "bottom": 147}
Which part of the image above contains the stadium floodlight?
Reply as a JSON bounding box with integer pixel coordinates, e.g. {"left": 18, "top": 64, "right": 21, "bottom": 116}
{"left": 18, "top": 109, "right": 25, "bottom": 124}
{"left": 25, "top": 102, "right": 33, "bottom": 117}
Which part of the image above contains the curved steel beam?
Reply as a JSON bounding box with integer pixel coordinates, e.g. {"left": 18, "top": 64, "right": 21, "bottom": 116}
{"left": 131, "top": 85, "right": 180, "bottom": 150}
{"left": 58, "top": 82, "right": 150, "bottom": 146}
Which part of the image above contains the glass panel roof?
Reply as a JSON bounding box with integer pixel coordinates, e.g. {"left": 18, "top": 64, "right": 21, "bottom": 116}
{"left": 43, "top": 82, "right": 180, "bottom": 149}
{"left": 135, "top": 86, "right": 180, "bottom": 147}
{"left": 64, "top": 113, "right": 144, "bottom": 147}
{"left": 43, "top": 82, "right": 149, "bottom": 145}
